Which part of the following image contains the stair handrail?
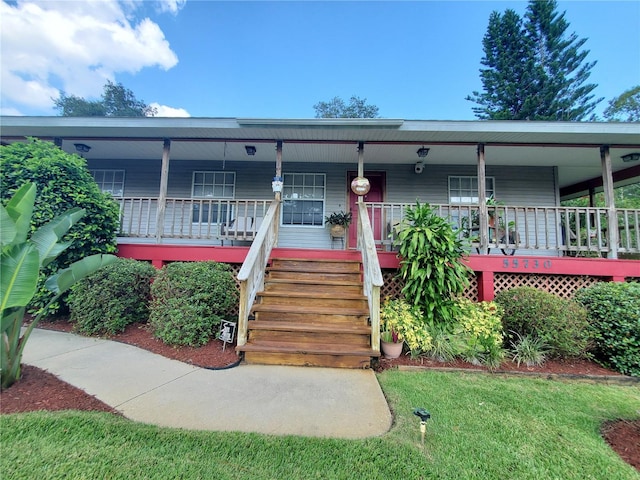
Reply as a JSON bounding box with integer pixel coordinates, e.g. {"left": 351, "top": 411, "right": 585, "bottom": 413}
{"left": 237, "top": 199, "right": 281, "bottom": 346}
{"left": 357, "top": 202, "right": 384, "bottom": 353}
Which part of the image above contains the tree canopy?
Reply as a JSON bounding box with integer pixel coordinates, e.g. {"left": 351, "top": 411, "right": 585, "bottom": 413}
{"left": 603, "top": 85, "right": 640, "bottom": 122}
{"left": 467, "top": 0, "right": 601, "bottom": 121}
{"left": 313, "top": 95, "right": 379, "bottom": 118}
{"left": 53, "top": 81, "right": 156, "bottom": 117}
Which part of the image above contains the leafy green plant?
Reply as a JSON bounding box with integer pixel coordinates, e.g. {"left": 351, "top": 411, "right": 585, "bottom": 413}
{"left": 456, "top": 299, "right": 506, "bottom": 369}
{"left": 510, "top": 332, "right": 550, "bottom": 367}
{"left": 423, "top": 321, "right": 461, "bottom": 362}
{"left": 395, "top": 201, "right": 471, "bottom": 325}
{"left": 324, "top": 210, "right": 352, "bottom": 227}
{"left": 380, "top": 298, "right": 430, "bottom": 356}
{"left": 575, "top": 282, "right": 640, "bottom": 377}
{"left": 149, "top": 261, "right": 238, "bottom": 347}
{"left": 495, "top": 287, "right": 591, "bottom": 358}
{"left": 0, "top": 139, "right": 119, "bottom": 316}
{"left": 0, "top": 183, "right": 116, "bottom": 388}
{"left": 68, "top": 258, "right": 156, "bottom": 336}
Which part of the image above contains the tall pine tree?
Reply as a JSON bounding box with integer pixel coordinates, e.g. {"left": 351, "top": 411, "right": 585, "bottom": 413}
{"left": 468, "top": 0, "right": 601, "bottom": 121}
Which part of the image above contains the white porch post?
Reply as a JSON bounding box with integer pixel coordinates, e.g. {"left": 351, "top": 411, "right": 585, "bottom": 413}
{"left": 600, "top": 145, "right": 618, "bottom": 259}
{"left": 357, "top": 141, "right": 364, "bottom": 249}
{"left": 156, "top": 138, "right": 171, "bottom": 244}
{"left": 477, "top": 143, "right": 489, "bottom": 254}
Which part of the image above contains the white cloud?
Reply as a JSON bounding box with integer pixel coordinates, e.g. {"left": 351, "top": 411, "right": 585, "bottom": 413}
{"left": 157, "top": 0, "right": 187, "bottom": 15}
{"left": 150, "top": 103, "right": 190, "bottom": 117}
{"left": 0, "top": 0, "right": 180, "bottom": 112}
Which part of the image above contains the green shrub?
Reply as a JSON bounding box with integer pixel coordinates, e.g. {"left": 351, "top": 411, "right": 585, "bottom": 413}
{"left": 574, "top": 282, "right": 640, "bottom": 377}
{"left": 395, "top": 201, "right": 471, "bottom": 325}
{"left": 494, "top": 287, "right": 591, "bottom": 358}
{"left": 149, "top": 261, "right": 238, "bottom": 347}
{"left": 456, "top": 299, "right": 506, "bottom": 369}
{"left": 509, "top": 332, "right": 550, "bottom": 367}
{"left": 0, "top": 139, "right": 119, "bottom": 315}
{"left": 68, "top": 259, "right": 156, "bottom": 336}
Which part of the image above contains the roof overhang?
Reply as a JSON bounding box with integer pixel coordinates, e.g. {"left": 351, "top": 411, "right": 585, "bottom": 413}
{"left": 2, "top": 116, "right": 639, "bottom": 197}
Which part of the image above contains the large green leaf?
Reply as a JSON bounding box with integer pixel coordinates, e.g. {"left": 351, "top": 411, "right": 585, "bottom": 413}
{"left": 0, "top": 243, "right": 40, "bottom": 312}
{"left": 2, "top": 183, "right": 36, "bottom": 246}
{"left": 31, "top": 207, "right": 85, "bottom": 267}
{"left": 45, "top": 254, "right": 117, "bottom": 295}
{"left": 0, "top": 204, "right": 16, "bottom": 247}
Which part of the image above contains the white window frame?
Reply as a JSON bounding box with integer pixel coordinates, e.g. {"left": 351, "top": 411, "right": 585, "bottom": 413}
{"left": 281, "top": 173, "right": 326, "bottom": 227}
{"left": 448, "top": 176, "right": 495, "bottom": 204}
{"left": 191, "top": 171, "right": 236, "bottom": 224}
{"left": 90, "top": 169, "right": 125, "bottom": 197}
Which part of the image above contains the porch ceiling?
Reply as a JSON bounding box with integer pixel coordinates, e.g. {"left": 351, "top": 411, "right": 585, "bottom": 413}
{"left": 1, "top": 116, "right": 639, "bottom": 193}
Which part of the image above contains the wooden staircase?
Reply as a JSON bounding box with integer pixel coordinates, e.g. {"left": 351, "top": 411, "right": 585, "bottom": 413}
{"left": 236, "top": 258, "right": 380, "bottom": 368}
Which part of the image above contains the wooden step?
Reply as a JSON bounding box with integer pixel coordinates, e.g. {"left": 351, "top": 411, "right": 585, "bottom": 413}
{"left": 266, "top": 269, "right": 361, "bottom": 282}
{"left": 251, "top": 303, "right": 369, "bottom": 318}
{"left": 270, "top": 258, "right": 361, "bottom": 273}
{"left": 247, "top": 321, "right": 371, "bottom": 346}
{"left": 264, "top": 278, "right": 363, "bottom": 295}
{"left": 238, "top": 341, "right": 379, "bottom": 368}
{"left": 257, "top": 291, "right": 367, "bottom": 309}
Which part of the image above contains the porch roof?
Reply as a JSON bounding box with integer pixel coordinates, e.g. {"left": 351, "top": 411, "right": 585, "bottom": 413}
{"left": 1, "top": 116, "right": 639, "bottom": 197}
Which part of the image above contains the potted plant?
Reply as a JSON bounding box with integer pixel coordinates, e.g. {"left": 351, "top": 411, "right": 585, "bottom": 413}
{"left": 324, "top": 210, "right": 352, "bottom": 238}
{"left": 380, "top": 328, "right": 404, "bottom": 359}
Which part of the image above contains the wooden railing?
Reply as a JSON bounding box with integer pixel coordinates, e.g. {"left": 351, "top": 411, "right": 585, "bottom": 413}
{"left": 116, "top": 197, "right": 271, "bottom": 242}
{"left": 365, "top": 202, "right": 640, "bottom": 256}
{"left": 236, "top": 200, "right": 280, "bottom": 346}
{"left": 357, "top": 202, "right": 384, "bottom": 353}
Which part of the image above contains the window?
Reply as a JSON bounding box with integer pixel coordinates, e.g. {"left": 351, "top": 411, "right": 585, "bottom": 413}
{"left": 448, "top": 176, "right": 495, "bottom": 204}
{"left": 192, "top": 171, "right": 235, "bottom": 224}
{"left": 281, "top": 173, "right": 325, "bottom": 226}
{"left": 90, "top": 169, "right": 125, "bottom": 197}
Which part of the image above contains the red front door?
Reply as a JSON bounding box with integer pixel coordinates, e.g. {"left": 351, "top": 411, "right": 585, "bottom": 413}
{"left": 348, "top": 172, "right": 385, "bottom": 248}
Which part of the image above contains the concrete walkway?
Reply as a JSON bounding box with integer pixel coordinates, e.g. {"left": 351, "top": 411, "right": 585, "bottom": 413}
{"left": 22, "top": 328, "right": 392, "bottom": 439}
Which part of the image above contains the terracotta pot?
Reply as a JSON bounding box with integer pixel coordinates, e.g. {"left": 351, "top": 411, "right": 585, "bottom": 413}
{"left": 381, "top": 340, "right": 403, "bottom": 359}
{"left": 330, "top": 224, "right": 345, "bottom": 238}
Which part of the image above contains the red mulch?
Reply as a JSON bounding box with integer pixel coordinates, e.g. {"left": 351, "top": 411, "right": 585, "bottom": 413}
{"left": 1, "top": 317, "right": 637, "bottom": 471}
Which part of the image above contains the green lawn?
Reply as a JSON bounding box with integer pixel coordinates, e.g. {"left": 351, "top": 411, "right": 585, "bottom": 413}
{"left": 1, "top": 371, "right": 638, "bottom": 479}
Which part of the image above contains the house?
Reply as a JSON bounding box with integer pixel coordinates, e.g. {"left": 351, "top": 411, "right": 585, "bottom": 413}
{"left": 2, "top": 116, "right": 639, "bottom": 368}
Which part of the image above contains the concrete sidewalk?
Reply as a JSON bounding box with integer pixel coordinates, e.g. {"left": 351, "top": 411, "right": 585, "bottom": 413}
{"left": 22, "top": 328, "right": 392, "bottom": 438}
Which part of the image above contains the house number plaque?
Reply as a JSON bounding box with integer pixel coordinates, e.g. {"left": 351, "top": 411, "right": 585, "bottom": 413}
{"left": 503, "top": 258, "right": 552, "bottom": 270}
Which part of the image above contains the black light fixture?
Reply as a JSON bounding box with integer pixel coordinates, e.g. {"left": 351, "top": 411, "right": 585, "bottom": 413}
{"left": 245, "top": 145, "right": 257, "bottom": 156}
{"left": 416, "top": 146, "right": 430, "bottom": 158}
{"left": 621, "top": 152, "right": 640, "bottom": 163}
{"left": 74, "top": 143, "right": 91, "bottom": 153}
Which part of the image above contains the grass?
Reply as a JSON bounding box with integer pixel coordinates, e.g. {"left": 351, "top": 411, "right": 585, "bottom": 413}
{"left": 1, "top": 371, "right": 639, "bottom": 479}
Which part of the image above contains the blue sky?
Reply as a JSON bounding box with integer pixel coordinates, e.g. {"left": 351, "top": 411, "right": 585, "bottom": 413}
{"left": 2, "top": 0, "right": 639, "bottom": 120}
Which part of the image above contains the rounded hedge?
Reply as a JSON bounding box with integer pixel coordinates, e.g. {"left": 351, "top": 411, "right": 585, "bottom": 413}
{"left": 149, "top": 261, "right": 238, "bottom": 347}
{"left": 0, "top": 138, "right": 119, "bottom": 315}
{"left": 68, "top": 258, "right": 156, "bottom": 335}
{"left": 574, "top": 282, "right": 640, "bottom": 377}
{"left": 494, "top": 286, "right": 591, "bottom": 358}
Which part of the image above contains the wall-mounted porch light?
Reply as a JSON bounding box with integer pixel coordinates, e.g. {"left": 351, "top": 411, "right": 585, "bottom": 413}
{"left": 245, "top": 145, "right": 257, "bottom": 156}
{"left": 621, "top": 152, "right": 640, "bottom": 162}
{"left": 416, "top": 146, "right": 430, "bottom": 158}
{"left": 74, "top": 143, "right": 91, "bottom": 153}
